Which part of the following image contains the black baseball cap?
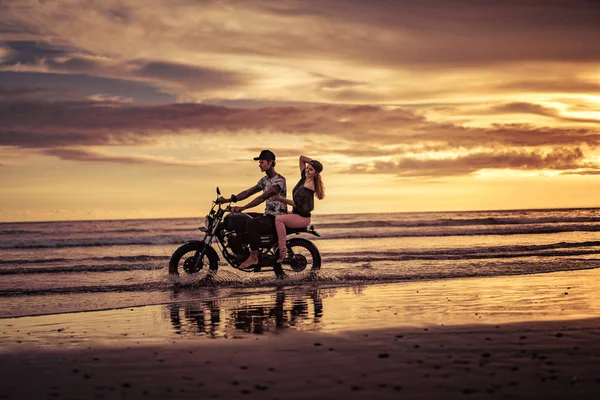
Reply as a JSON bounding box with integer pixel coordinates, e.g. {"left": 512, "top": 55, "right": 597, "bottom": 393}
{"left": 253, "top": 149, "right": 276, "bottom": 161}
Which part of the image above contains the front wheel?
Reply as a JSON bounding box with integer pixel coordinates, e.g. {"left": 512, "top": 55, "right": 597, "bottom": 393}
{"left": 284, "top": 238, "right": 321, "bottom": 273}
{"left": 169, "top": 242, "right": 219, "bottom": 276}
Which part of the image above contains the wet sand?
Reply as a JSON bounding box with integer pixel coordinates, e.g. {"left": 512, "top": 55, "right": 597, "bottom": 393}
{"left": 2, "top": 269, "right": 600, "bottom": 399}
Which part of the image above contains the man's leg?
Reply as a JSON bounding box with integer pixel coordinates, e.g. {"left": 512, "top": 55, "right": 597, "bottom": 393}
{"left": 239, "top": 215, "right": 278, "bottom": 269}
{"left": 239, "top": 215, "right": 274, "bottom": 269}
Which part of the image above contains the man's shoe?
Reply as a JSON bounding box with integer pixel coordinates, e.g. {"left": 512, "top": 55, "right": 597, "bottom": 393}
{"left": 239, "top": 256, "right": 258, "bottom": 269}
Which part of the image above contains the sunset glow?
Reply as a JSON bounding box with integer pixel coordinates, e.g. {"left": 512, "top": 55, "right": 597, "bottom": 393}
{"left": 1, "top": 0, "right": 599, "bottom": 222}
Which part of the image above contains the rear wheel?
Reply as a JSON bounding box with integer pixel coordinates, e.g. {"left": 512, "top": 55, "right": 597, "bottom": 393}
{"left": 283, "top": 238, "right": 321, "bottom": 273}
{"left": 169, "top": 242, "right": 219, "bottom": 276}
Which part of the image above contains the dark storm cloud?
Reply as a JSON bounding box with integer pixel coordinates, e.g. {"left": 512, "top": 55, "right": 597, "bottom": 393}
{"left": 2, "top": 0, "right": 599, "bottom": 85}
{"left": 247, "top": 0, "right": 600, "bottom": 67}
{"left": 0, "top": 41, "right": 251, "bottom": 95}
{"left": 314, "top": 75, "right": 365, "bottom": 90}
{"left": 0, "top": 86, "right": 57, "bottom": 98}
{"left": 2, "top": 99, "right": 599, "bottom": 175}
{"left": 0, "top": 40, "right": 70, "bottom": 66}
{"left": 0, "top": 71, "right": 176, "bottom": 104}
{"left": 103, "top": 5, "right": 134, "bottom": 24}
{"left": 39, "top": 148, "right": 200, "bottom": 166}
{"left": 0, "top": 38, "right": 250, "bottom": 95}
{"left": 45, "top": 56, "right": 105, "bottom": 72}
{"left": 134, "top": 61, "right": 249, "bottom": 89}
{"left": 2, "top": 101, "right": 600, "bottom": 150}
{"left": 0, "top": 129, "right": 153, "bottom": 148}
{"left": 348, "top": 148, "right": 592, "bottom": 178}
{"left": 420, "top": 123, "right": 600, "bottom": 148}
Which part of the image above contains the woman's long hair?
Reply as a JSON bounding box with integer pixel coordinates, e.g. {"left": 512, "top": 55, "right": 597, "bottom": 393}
{"left": 315, "top": 173, "right": 325, "bottom": 200}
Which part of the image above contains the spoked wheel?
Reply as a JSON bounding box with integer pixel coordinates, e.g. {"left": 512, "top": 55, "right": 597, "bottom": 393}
{"left": 283, "top": 238, "right": 321, "bottom": 273}
{"left": 169, "top": 242, "right": 219, "bottom": 276}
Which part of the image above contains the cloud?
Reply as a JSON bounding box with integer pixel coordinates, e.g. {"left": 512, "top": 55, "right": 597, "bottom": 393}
{"left": 133, "top": 60, "right": 250, "bottom": 90}
{"left": 40, "top": 148, "right": 211, "bottom": 166}
{"left": 254, "top": 0, "right": 600, "bottom": 66}
{"left": 347, "top": 148, "right": 595, "bottom": 177}
{"left": 2, "top": 1, "right": 599, "bottom": 109}
{"left": 5, "top": 1, "right": 599, "bottom": 73}
{"left": 562, "top": 169, "right": 600, "bottom": 176}
{"left": 497, "top": 79, "right": 600, "bottom": 93}
{"left": 490, "top": 102, "right": 600, "bottom": 124}
{"left": 0, "top": 71, "right": 176, "bottom": 104}
{"left": 0, "top": 86, "right": 58, "bottom": 98}
{"left": 0, "top": 40, "right": 69, "bottom": 66}
{"left": 0, "top": 40, "right": 252, "bottom": 94}
{"left": 2, "top": 101, "right": 600, "bottom": 150}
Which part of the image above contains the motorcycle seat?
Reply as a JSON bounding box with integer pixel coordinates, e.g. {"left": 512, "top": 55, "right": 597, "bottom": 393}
{"left": 285, "top": 225, "right": 318, "bottom": 236}
{"left": 285, "top": 226, "right": 308, "bottom": 235}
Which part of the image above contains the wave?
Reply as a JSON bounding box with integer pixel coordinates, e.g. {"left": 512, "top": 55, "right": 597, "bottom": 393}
{"left": 322, "top": 224, "right": 600, "bottom": 239}
{"left": 2, "top": 240, "right": 599, "bottom": 275}
{"left": 3, "top": 212, "right": 600, "bottom": 238}
{"left": 317, "top": 216, "right": 600, "bottom": 229}
{"left": 0, "top": 235, "right": 187, "bottom": 249}
{"left": 0, "top": 226, "right": 197, "bottom": 237}
{"left": 0, "top": 255, "right": 169, "bottom": 265}
{"left": 2, "top": 224, "right": 600, "bottom": 249}
{"left": 2, "top": 262, "right": 598, "bottom": 297}
{"left": 0, "top": 264, "right": 164, "bottom": 275}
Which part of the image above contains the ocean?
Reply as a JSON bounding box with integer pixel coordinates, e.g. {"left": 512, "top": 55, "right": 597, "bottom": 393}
{"left": 1, "top": 208, "right": 600, "bottom": 320}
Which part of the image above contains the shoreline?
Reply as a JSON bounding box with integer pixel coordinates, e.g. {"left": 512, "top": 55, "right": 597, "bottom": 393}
{"left": 3, "top": 268, "right": 600, "bottom": 398}
{"left": 2, "top": 266, "right": 600, "bottom": 320}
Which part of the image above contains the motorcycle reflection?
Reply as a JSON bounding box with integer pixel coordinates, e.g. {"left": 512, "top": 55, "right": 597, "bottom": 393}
{"left": 167, "top": 289, "right": 324, "bottom": 337}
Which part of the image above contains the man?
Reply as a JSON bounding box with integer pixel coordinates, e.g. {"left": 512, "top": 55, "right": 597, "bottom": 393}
{"left": 218, "top": 149, "right": 287, "bottom": 269}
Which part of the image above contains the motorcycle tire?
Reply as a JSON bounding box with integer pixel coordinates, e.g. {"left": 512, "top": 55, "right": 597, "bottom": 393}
{"left": 169, "top": 242, "right": 219, "bottom": 275}
{"left": 285, "top": 238, "right": 321, "bottom": 272}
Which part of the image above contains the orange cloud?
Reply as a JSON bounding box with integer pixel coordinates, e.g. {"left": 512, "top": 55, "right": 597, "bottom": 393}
{"left": 2, "top": 101, "right": 600, "bottom": 150}
{"left": 348, "top": 148, "right": 593, "bottom": 177}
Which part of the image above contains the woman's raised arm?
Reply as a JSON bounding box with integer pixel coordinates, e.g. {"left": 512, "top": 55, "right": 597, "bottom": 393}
{"left": 299, "top": 155, "right": 313, "bottom": 171}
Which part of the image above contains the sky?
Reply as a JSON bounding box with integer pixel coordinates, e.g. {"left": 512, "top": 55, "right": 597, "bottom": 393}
{"left": 1, "top": 0, "right": 600, "bottom": 222}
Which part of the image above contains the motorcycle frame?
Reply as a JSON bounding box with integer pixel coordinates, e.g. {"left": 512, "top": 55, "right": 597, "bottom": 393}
{"left": 192, "top": 188, "right": 319, "bottom": 273}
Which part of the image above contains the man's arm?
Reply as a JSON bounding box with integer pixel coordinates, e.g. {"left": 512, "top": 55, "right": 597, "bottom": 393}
{"left": 218, "top": 185, "right": 261, "bottom": 204}
{"left": 237, "top": 185, "right": 281, "bottom": 211}
{"left": 235, "top": 185, "right": 262, "bottom": 202}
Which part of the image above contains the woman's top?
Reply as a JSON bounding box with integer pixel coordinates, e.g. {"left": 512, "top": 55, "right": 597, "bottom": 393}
{"left": 291, "top": 169, "right": 315, "bottom": 218}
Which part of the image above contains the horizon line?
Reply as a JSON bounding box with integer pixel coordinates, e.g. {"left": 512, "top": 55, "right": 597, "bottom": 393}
{"left": 2, "top": 205, "right": 599, "bottom": 224}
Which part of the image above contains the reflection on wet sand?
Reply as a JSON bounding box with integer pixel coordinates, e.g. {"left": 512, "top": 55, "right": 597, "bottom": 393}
{"left": 167, "top": 289, "right": 324, "bottom": 338}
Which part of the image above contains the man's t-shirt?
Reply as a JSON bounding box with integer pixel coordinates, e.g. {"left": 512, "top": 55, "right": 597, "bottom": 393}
{"left": 257, "top": 174, "right": 287, "bottom": 216}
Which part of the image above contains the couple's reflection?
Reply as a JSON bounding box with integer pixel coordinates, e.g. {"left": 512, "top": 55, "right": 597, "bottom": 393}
{"left": 168, "top": 288, "right": 324, "bottom": 337}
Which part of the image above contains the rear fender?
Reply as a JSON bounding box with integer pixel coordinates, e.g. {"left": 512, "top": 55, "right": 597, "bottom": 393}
{"left": 290, "top": 225, "right": 320, "bottom": 237}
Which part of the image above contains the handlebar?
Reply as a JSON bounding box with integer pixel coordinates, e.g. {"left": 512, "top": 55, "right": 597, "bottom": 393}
{"left": 215, "top": 194, "right": 237, "bottom": 205}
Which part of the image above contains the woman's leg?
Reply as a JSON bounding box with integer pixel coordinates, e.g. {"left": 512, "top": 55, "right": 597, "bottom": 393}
{"left": 275, "top": 214, "right": 310, "bottom": 262}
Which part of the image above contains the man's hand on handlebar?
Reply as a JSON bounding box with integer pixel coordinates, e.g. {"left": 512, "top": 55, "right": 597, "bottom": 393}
{"left": 217, "top": 196, "right": 230, "bottom": 204}
{"left": 217, "top": 194, "right": 238, "bottom": 204}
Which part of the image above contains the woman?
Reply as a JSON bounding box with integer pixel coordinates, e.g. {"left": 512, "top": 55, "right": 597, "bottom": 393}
{"left": 272, "top": 155, "right": 325, "bottom": 262}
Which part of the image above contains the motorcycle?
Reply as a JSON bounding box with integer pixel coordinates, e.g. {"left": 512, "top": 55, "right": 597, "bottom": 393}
{"left": 169, "top": 187, "right": 322, "bottom": 279}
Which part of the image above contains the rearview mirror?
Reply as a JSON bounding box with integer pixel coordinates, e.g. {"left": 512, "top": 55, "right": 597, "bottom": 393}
{"left": 216, "top": 187, "right": 221, "bottom": 195}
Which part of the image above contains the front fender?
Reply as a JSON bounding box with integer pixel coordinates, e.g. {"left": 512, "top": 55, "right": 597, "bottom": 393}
{"left": 186, "top": 241, "right": 220, "bottom": 262}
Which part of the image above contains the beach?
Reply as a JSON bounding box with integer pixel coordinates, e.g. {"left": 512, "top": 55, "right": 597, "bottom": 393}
{"left": 3, "top": 268, "right": 600, "bottom": 399}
